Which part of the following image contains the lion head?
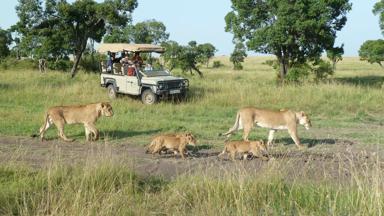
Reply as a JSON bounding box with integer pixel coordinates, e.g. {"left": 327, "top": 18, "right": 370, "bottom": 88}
{"left": 183, "top": 133, "right": 197, "bottom": 146}
{"left": 297, "top": 111, "right": 311, "bottom": 130}
{"left": 99, "top": 102, "right": 114, "bottom": 117}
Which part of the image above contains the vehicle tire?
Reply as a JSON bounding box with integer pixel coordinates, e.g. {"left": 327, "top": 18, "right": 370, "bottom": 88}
{"left": 177, "top": 91, "right": 187, "bottom": 101}
{"left": 141, "top": 89, "right": 158, "bottom": 105}
{"left": 107, "top": 84, "right": 117, "bottom": 99}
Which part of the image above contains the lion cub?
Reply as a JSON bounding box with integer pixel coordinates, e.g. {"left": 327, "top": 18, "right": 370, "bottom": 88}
{"left": 146, "top": 133, "right": 197, "bottom": 159}
{"left": 218, "top": 140, "right": 268, "bottom": 161}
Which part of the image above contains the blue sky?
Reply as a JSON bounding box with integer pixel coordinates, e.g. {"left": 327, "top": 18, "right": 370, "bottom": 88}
{"left": 0, "top": 0, "right": 382, "bottom": 56}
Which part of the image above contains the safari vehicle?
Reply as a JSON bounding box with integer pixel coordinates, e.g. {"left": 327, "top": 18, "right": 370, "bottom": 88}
{"left": 98, "top": 43, "right": 189, "bottom": 105}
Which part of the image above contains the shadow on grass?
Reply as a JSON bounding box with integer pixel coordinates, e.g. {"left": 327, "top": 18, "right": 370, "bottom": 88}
{"left": 0, "top": 83, "right": 12, "bottom": 90}
{"left": 275, "top": 137, "right": 355, "bottom": 148}
{"left": 149, "top": 144, "right": 216, "bottom": 159}
{"left": 334, "top": 75, "right": 384, "bottom": 88}
{"left": 101, "top": 129, "right": 162, "bottom": 140}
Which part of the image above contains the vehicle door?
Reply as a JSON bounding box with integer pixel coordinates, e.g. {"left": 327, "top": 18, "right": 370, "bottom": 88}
{"left": 125, "top": 68, "right": 140, "bottom": 95}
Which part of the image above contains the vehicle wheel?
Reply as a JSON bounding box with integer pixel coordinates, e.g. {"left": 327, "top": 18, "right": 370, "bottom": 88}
{"left": 177, "top": 91, "right": 187, "bottom": 101}
{"left": 107, "top": 85, "right": 117, "bottom": 99}
{"left": 141, "top": 89, "right": 158, "bottom": 105}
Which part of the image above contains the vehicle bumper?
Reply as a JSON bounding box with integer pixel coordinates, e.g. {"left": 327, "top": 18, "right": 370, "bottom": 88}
{"left": 156, "top": 88, "right": 188, "bottom": 96}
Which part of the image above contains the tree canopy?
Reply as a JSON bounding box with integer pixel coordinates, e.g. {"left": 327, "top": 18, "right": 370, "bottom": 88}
{"left": 104, "top": 19, "right": 169, "bottom": 44}
{"left": 326, "top": 45, "right": 344, "bottom": 69}
{"left": 225, "top": 0, "right": 351, "bottom": 81}
{"left": 161, "top": 41, "right": 216, "bottom": 77}
{"left": 197, "top": 43, "right": 217, "bottom": 67}
{"left": 230, "top": 42, "right": 247, "bottom": 70}
{"left": 0, "top": 28, "right": 12, "bottom": 58}
{"left": 358, "top": 1, "right": 384, "bottom": 68}
{"left": 373, "top": 0, "right": 384, "bottom": 35}
{"left": 359, "top": 40, "right": 384, "bottom": 67}
{"left": 14, "top": 0, "right": 138, "bottom": 77}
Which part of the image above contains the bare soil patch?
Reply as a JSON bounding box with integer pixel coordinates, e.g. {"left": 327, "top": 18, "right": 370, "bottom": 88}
{"left": 0, "top": 136, "right": 382, "bottom": 181}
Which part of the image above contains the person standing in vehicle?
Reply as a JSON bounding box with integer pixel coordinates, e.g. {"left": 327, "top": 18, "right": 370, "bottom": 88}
{"left": 132, "top": 52, "right": 143, "bottom": 66}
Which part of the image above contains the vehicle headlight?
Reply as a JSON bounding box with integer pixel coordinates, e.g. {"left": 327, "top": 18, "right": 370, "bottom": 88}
{"left": 183, "top": 80, "right": 189, "bottom": 87}
{"left": 158, "top": 83, "right": 166, "bottom": 89}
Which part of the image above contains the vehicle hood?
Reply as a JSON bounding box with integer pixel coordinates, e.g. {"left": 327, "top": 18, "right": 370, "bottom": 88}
{"left": 141, "top": 75, "right": 185, "bottom": 85}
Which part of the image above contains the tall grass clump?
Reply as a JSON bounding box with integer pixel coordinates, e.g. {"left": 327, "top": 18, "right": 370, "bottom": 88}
{"left": 0, "top": 156, "right": 383, "bottom": 215}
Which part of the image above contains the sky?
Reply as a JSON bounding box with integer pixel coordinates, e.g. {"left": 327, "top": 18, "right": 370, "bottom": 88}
{"left": 0, "top": 0, "right": 382, "bottom": 56}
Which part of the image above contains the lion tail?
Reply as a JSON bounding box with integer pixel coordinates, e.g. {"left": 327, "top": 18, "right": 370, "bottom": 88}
{"left": 218, "top": 144, "right": 228, "bottom": 158}
{"left": 31, "top": 113, "right": 49, "bottom": 138}
{"left": 219, "top": 112, "right": 241, "bottom": 138}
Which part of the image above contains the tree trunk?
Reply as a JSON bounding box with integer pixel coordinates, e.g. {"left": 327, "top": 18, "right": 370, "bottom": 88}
{"left": 70, "top": 40, "right": 87, "bottom": 78}
{"left": 192, "top": 65, "right": 204, "bottom": 78}
{"left": 279, "top": 59, "right": 288, "bottom": 83}
{"left": 70, "top": 51, "right": 83, "bottom": 78}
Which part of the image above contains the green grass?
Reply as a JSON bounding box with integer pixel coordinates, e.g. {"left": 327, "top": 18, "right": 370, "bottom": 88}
{"left": 0, "top": 159, "right": 383, "bottom": 215}
{"left": 1, "top": 57, "right": 384, "bottom": 215}
{"left": 0, "top": 57, "right": 383, "bottom": 146}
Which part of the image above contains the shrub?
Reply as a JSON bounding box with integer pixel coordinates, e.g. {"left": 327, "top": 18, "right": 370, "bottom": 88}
{"left": 0, "top": 57, "right": 37, "bottom": 70}
{"left": 285, "top": 64, "right": 311, "bottom": 83}
{"left": 212, "top": 60, "right": 222, "bottom": 68}
{"left": 312, "top": 59, "right": 334, "bottom": 82}
{"left": 48, "top": 59, "right": 72, "bottom": 72}
{"left": 80, "top": 53, "right": 101, "bottom": 72}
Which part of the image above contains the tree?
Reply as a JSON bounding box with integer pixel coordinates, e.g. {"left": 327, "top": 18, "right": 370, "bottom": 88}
{"left": 13, "top": 0, "right": 44, "bottom": 58}
{"left": 14, "top": 0, "right": 138, "bottom": 77}
{"left": 373, "top": 0, "right": 384, "bottom": 35}
{"left": 357, "top": 1, "right": 384, "bottom": 68}
{"left": 326, "top": 45, "right": 344, "bottom": 70}
{"left": 132, "top": 20, "right": 169, "bottom": 44}
{"left": 104, "top": 19, "right": 169, "bottom": 44}
{"left": 177, "top": 41, "right": 204, "bottom": 77}
{"left": 161, "top": 40, "right": 182, "bottom": 71}
{"left": 0, "top": 28, "right": 12, "bottom": 58}
{"left": 197, "top": 43, "right": 217, "bottom": 67}
{"left": 225, "top": 0, "right": 351, "bottom": 82}
{"left": 161, "top": 41, "right": 206, "bottom": 77}
{"left": 359, "top": 40, "right": 384, "bottom": 67}
{"left": 230, "top": 42, "right": 247, "bottom": 70}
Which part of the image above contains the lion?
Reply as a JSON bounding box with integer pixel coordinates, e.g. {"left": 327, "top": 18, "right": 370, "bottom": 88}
{"left": 35, "top": 102, "right": 113, "bottom": 142}
{"left": 218, "top": 140, "right": 268, "bottom": 161}
{"left": 220, "top": 107, "right": 311, "bottom": 148}
{"left": 146, "top": 133, "right": 197, "bottom": 159}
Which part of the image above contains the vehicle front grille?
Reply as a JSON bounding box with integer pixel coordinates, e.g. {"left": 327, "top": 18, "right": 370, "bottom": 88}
{"left": 165, "top": 80, "right": 182, "bottom": 89}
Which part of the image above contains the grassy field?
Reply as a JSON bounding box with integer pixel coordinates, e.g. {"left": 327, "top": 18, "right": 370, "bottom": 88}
{"left": 0, "top": 56, "right": 383, "bottom": 145}
{"left": 0, "top": 56, "right": 384, "bottom": 215}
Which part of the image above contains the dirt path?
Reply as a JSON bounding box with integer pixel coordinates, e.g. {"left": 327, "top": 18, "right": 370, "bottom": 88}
{"left": 0, "top": 136, "right": 383, "bottom": 181}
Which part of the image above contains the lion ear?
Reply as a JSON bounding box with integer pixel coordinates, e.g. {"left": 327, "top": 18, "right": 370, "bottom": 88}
{"left": 260, "top": 140, "right": 264, "bottom": 145}
{"left": 300, "top": 111, "right": 305, "bottom": 116}
{"left": 101, "top": 103, "right": 105, "bottom": 108}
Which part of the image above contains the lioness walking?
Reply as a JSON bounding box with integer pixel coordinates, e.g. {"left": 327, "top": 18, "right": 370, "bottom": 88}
{"left": 221, "top": 107, "right": 311, "bottom": 148}
{"left": 36, "top": 102, "right": 113, "bottom": 142}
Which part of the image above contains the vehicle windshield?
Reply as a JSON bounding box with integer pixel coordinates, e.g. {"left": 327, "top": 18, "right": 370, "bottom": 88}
{"left": 141, "top": 69, "right": 170, "bottom": 77}
{"left": 140, "top": 60, "right": 171, "bottom": 77}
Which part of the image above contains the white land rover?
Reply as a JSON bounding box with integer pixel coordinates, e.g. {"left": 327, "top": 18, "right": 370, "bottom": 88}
{"left": 98, "top": 43, "right": 189, "bottom": 105}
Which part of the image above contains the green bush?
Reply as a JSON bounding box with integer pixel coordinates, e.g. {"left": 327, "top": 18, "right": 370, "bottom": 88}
{"left": 265, "top": 59, "right": 334, "bottom": 83}
{"left": 285, "top": 64, "right": 311, "bottom": 83}
{"left": 48, "top": 59, "right": 72, "bottom": 72}
{"left": 80, "top": 53, "right": 101, "bottom": 72}
{"left": 212, "top": 60, "right": 223, "bottom": 68}
{"left": 312, "top": 59, "right": 334, "bottom": 82}
{"left": 0, "top": 57, "right": 37, "bottom": 70}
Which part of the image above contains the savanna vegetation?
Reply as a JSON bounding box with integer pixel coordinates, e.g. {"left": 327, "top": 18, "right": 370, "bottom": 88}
{"left": 1, "top": 0, "right": 384, "bottom": 215}
{"left": 0, "top": 57, "right": 383, "bottom": 215}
